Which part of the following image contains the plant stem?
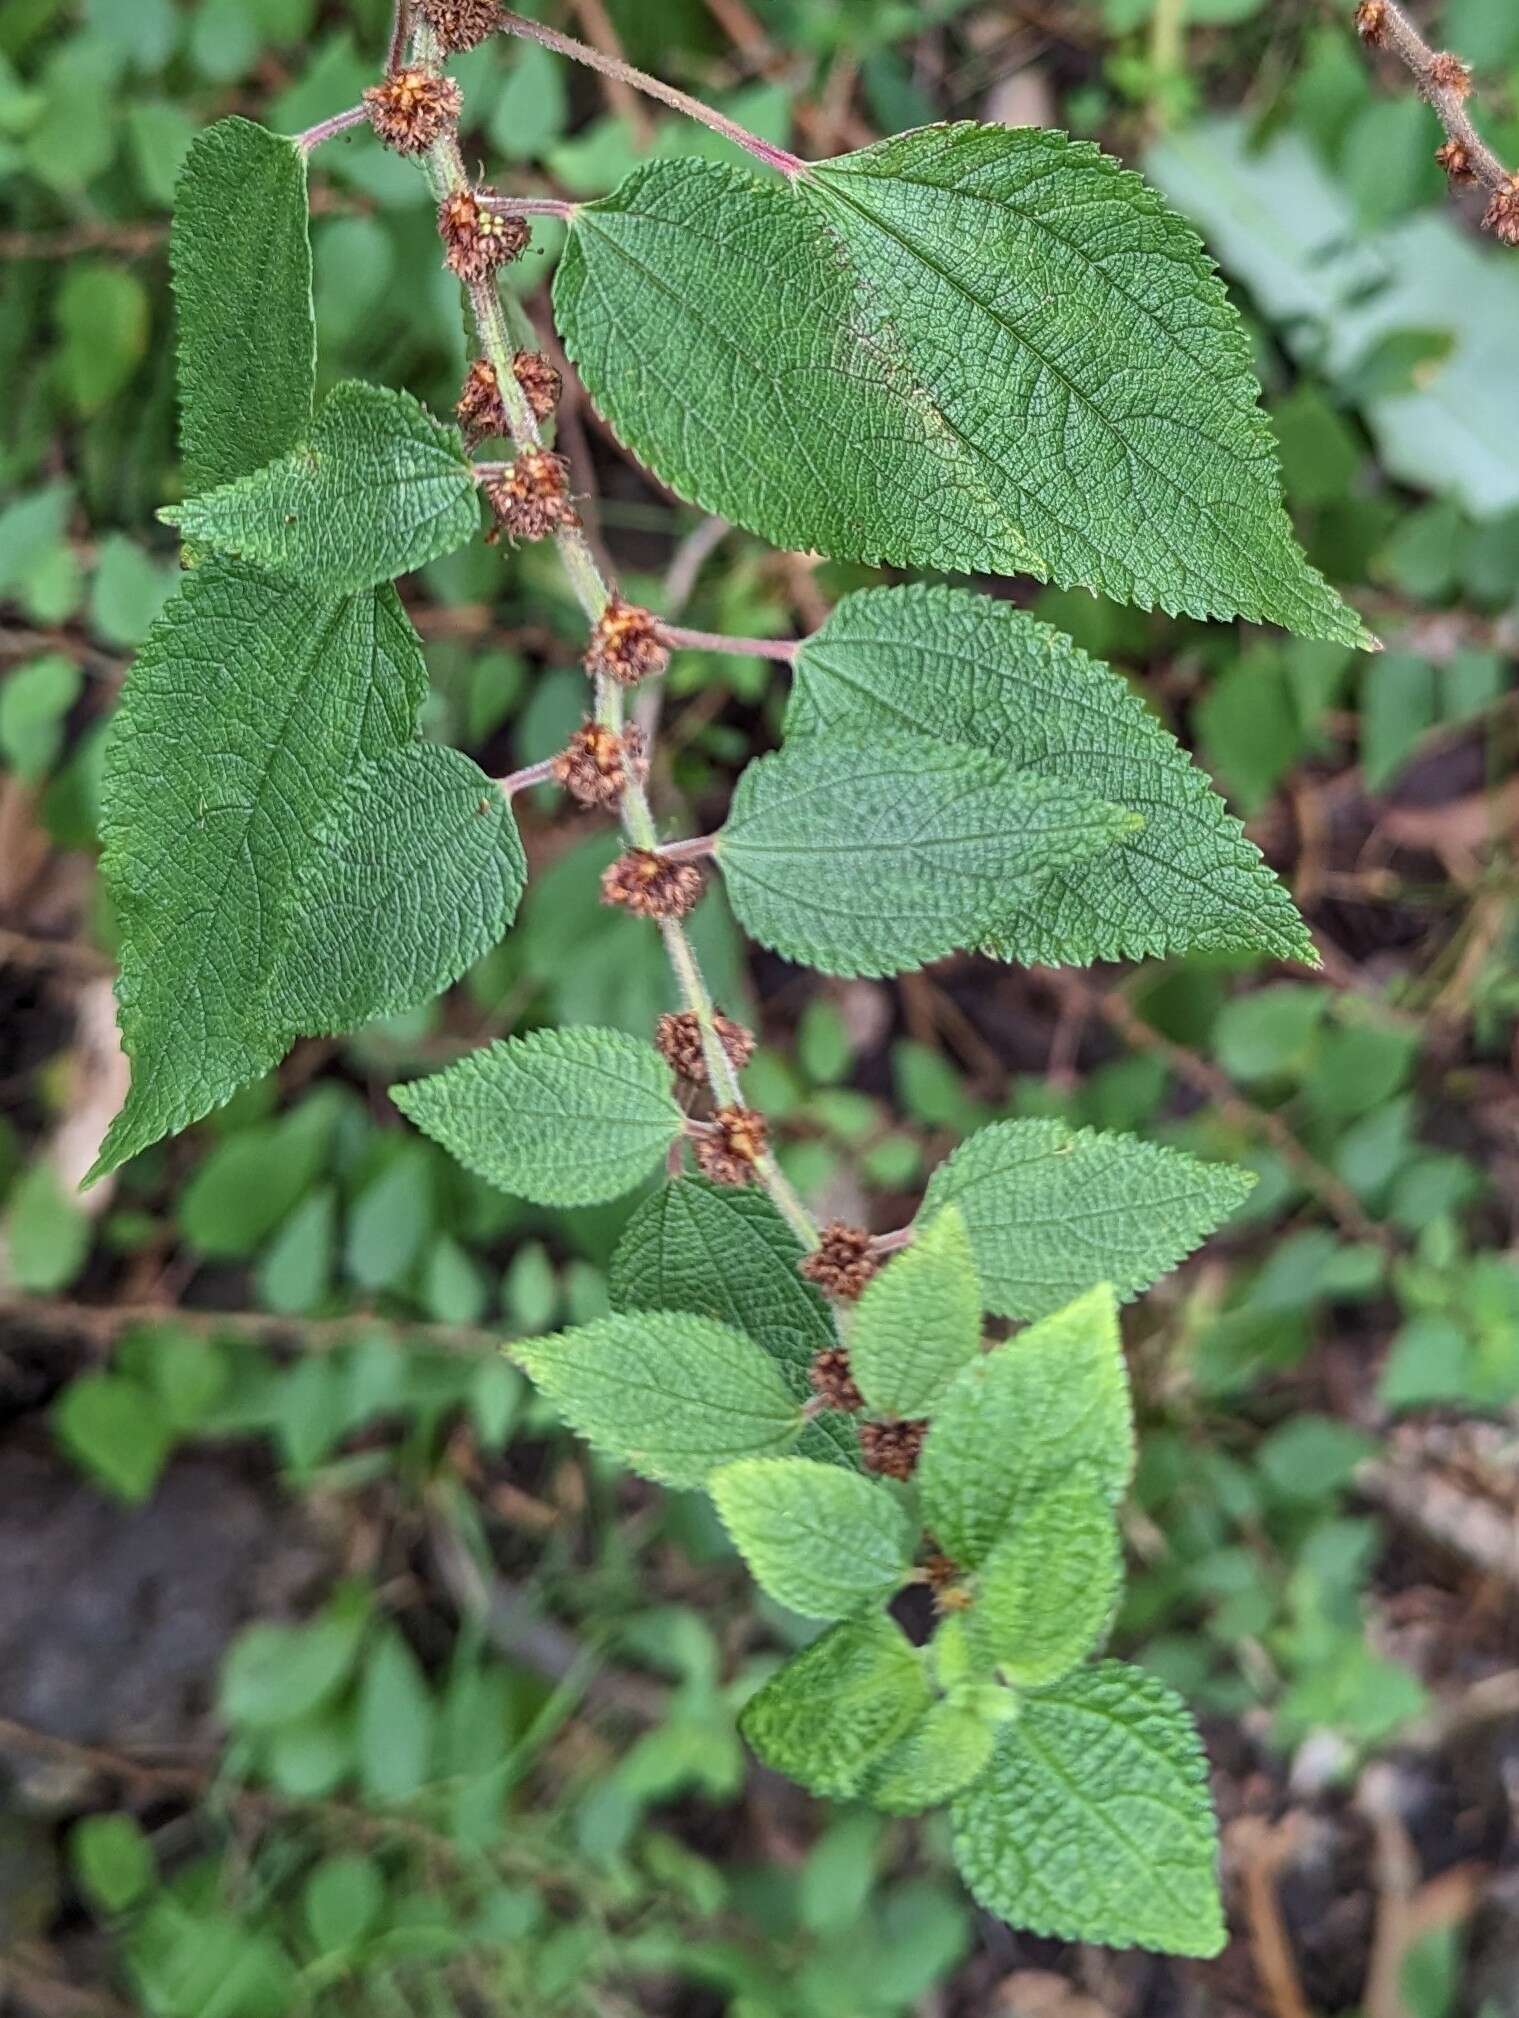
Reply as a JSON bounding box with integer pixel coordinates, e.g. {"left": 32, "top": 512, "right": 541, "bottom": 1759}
{"left": 653, "top": 832, "right": 716, "bottom": 864}
{"left": 499, "top": 756, "right": 560, "bottom": 796}
{"left": 1359, "top": 0, "right": 1516, "bottom": 210}
{"left": 296, "top": 104, "right": 369, "bottom": 153}
{"left": 658, "top": 622, "right": 797, "bottom": 663}
{"left": 494, "top": 7, "right": 806, "bottom": 176}
{"left": 387, "top": 0, "right": 413, "bottom": 73}
{"left": 411, "top": 19, "right": 820, "bottom": 1255}
{"left": 478, "top": 193, "right": 580, "bottom": 220}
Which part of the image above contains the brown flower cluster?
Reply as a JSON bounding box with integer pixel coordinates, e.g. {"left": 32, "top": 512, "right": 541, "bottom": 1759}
{"left": 550, "top": 721, "right": 646, "bottom": 810}
{"left": 1435, "top": 140, "right": 1475, "bottom": 183}
{"left": 364, "top": 68, "right": 462, "bottom": 154}
{"left": 583, "top": 599, "right": 670, "bottom": 686}
{"left": 600, "top": 849, "right": 703, "bottom": 921}
{"left": 418, "top": 0, "right": 502, "bottom": 54}
{"left": 1485, "top": 175, "right": 1519, "bottom": 244}
{"left": 457, "top": 359, "right": 508, "bottom": 442}
{"left": 799, "top": 1222, "right": 879, "bottom": 1301}
{"left": 1354, "top": 0, "right": 1386, "bottom": 42}
{"left": 511, "top": 350, "right": 562, "bottom": 423}
{"left": 438, "top": 188, "right": 529, "bottom": 282}
{"left": 654, "top": 1009, "right": 755, "bottom": 1085}
{"left": 484, "top": 449, "right": 578, "bottom": 542}
{"left": 1424, "top": 50, "right": 1472, "bottom": 99}
{"left": 693, "top": 1106, "right": 768, "bottom": 1187}
{"left": 859, "top": 1418, "right": 928, "bottom": 1482}
{"left": 809, "top": 1346, "right": 863, "bottom": 1414}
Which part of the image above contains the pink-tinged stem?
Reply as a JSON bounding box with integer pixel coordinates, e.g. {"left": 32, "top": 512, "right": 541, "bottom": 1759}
{"left": 498, "top": 757, "right": 560, "bottom": 797}
{"left": 477, "top": 193, "right": 580, "bottom": 221}
{"left": 654, "top": 833, "right": 717, "bottom": 865}
{"left": 659, "top": 622, "right": 798, "bottom": 663}
{"left": 296, "top": 104, "right": 370, "bottom": 153}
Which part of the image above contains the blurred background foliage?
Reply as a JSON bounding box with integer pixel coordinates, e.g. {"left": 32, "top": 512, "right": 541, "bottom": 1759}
{"left": 2, "top": 1, "right": 1518, "bottom": 2014}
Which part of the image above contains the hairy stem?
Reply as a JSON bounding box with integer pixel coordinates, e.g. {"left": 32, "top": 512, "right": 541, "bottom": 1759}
{"left": 410, "top": 20, "right": 819, "bottom": 1253}
{"left": 499, "top": 756, "right": 560, "bottom": 797}
{"left": 652, "top": 832, "right": 717, "bottom": 864}
{"left": 658, "top": 622, "right": 798, "bottom": 663}
{"left": 477, "top": 193, "right": 580, "bottom": 220}
{"left": 387, "top": 0, "right": 413, "bottom": 73}
{"left": 296, "top": 104, "right": 369, "bottom": 152}
{"left": 1358, "top": 0, "right": 1516, "bottom": 213}
{"left": 494, "top": 8, "right": 807, "bottom": 176}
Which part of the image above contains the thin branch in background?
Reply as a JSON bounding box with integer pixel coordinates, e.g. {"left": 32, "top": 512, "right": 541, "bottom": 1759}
{"left": 1355, "top": 0, "right": 1519, "bottom": 241}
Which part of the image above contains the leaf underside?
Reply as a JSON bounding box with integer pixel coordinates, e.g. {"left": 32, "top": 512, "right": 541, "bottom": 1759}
{"left": 789, "top": 583, "right": 1317, "bottom": 967}
{"left": 555, "top": 129, "right": 1370, "bottom": 645}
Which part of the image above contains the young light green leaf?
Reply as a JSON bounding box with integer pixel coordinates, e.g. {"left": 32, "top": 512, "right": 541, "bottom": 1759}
{"left": 164, "top": 381, "right": 479, "bottom": 595}
{"left": 788, "top": 584, "right": 1316, "bottom": 967}
{"left": 509, "top": 1312, "right": 803, "bottom": 1488}
{"left": 849, "top": 1207, "right": 982, "bottom": 1418}
{"left": 919, "top": 1117, "right": 1254, "bottom": 1319}
{"left": 392, "top": 1026, "right": 683, "bottom": 1206}
{"left": 609, "top": 1177, "right": 859, "bottom": 1469}
{"left": 862, "top": 1699, "right": 998, "bottom": 1816}
{"left": 918, "top": 1286, "right": 1132, "bottom": 1568}
{"left": 715, "top": 731, "right": 1134, "bottom": 979}
{"left": 950, "top": 1661, "right": 1225, "bottom": 1956}
{"left": 276, "top": 744, "right": 525, "bottom": 1033}
{"left": 967, "top": 1469, "right": 1122, "bottom": 1688}
{"left": 709, "top": 1457, "right": 915, "bottom": 1619}
{"left": 555, "top": 136, "right": 1370, "bottom": 645}
{"left": 739, "top": 1614, "right": 931, "bottom": 1800}
{"left": 93, "top": 562, "right": 425, "bottom": 1180}
{"left": 171, "top": 117, "right": 314, "bottom": 494}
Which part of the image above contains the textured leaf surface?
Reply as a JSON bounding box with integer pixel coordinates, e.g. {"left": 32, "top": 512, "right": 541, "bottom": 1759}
{"left": 94, "top": 562, "right": 424, "bottom": 1179}
{"left": 609, "top": 1178, "right": 858, "bottom": 1468}
{"left": 863, "top": 1699, "right": 997, "bottom": 1815}
{"left": 968, "top": 1469, "right": 1122, "bottom": 1687}
{"left": 918, "top": 1286, "right": 1132, "bottom": 1568}
{"left": 510, "top": 1312, "right": 803, "bottom": 1488}
{"left": 739, "top": 1615, "right": 930, "bottom": 1799}
{"left": 277, "top": 745, "right": 524, "bottom": 1033}
{"left": 715, "top": 731, "right": 1132, "bottom": 979}
{"left": 171, "top": 118, "right": 314, "bottom": 494}
{"left": 393, "top": 1026, "right": 683, "bottom": 1206}
{"left": 165, "top": 382, "right": 479, "bottom": 594}
{"left": 710, "top": 1457, "right": 914, "bottom": 1618}
{"left": 920, "top": 1118, "right": 1254, "bottom": 1318}
{"left": 950, "top": 1662, "right": 1225, "bottom": 1956}
{"left": 788, "top": 585, "right": 1315, "bottom": 966}
{"left": 849, "top": 1207, "right": 982, "bottom": 1418}
{"left": 555, "top": 135, "right": 1369, "bottom": 644}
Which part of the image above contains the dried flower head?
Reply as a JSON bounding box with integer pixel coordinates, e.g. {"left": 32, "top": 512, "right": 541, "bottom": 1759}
{"left": 438, "top": 188, "right": 529, "bottom": 282}
{"left": 692, "top": 1105, "right": 769, "bottom": 1187}
{"left": 654, "top": 1009, "right": 756, "bottom": 1085}
{"left": 457, "top": 359, "right": 509, "bottom": 443}
{"left": 1435, "top": 140, "right": 1476, "bottom": 183}
{"left": 484, "top": 449, "right": 578, "bottom": 543}
{"left": 1484, "top": 174, "right": 1519, "bottom": 244}
{"left": 921, "top": 1551, "right": 969, "bottom": 1612}
{"left": 419, "top": 0, "right": 502, "bottom": 54}
{"left": 513, "top": 350, "right": 562, "bottom": 423}
{"left": 859, "top": 1417, "right": 928, "bottom": 1482}
{"left": 1354, "top": 0, "right": 1386, "bottom": 42}
{"left": 551, "top": 720, "right": 646, "bottom": 810}
{"left": 1425, "top": 50, "right": 1473, "bottom": 98}
{"left": 583, "top": 598, "right": 670, "bottom": 686}
{"left": 799, "top": 1221, "right": 879, "bottom": 1301}
{"left": 809, "top": 1345, "right": 864, "bottom": 1414}
{"left": 600, "top": 848, "right": 703, "bottom": 921}
{"left": 363, "top": 68, "right": 463, "bottom": 154}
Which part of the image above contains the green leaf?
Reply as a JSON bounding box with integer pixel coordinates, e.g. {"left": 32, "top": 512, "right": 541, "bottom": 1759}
{"left": 709, "top": 1456, "right": 914, "bottom": 1618}
{"left": 919, "top": 1117, "right": 1254, "bottom": 1318}
{"left": 509, "top": 1312, "right": 804, "bottom": 1488}
{"left": 950, "top": 1661, "right": 1225, "bottom": 1956}
{"left": 967, "top": 1469, "right": 1122, "bottom": 1687}
{"left": 70, "top": 1814, "right": 156, "bottom": 1916}
{"left": 787, "top": 585, "right": 1315, "bottom": 966}
{"left": 849, "top": 1207, "right": 982, "bottom": 1418}
{"left": 303, "top": 1856, "right": 386, "bottom": 1954}
{"left": 171, "top": 117, "right": 315, "bottom": 494}
{"left": 164, "top": 382, "right": 479, "bottom": 595}
{"left": 357, "top": 1628, "right": 435, "bottom": 1804}
{"left": 219, "top": 1587, "right": 369, "bottom": 1730}
{"left": 392, "top": 1026, "right": 683, "bottom": 1206}
{"left": 555, "top": 136, "right": 1369, "bottom": 644}
{"left": 3, "top": 1160, "right": 91, "bottom": 1292}
{"left": 609, "top": 1177, "right": 859, "bottom": 1468}
{"left": 52, "top": 1373, "right": 172, "bottom": 1504}
{"left": 739, "top": 1614, "right": 931, "bottom": 1800}
{"left": 918, "top": 1286, "right": 1132, "bottom": 1568}
{"left": 92, "top": 562, "right": 426, "bottom": 1179}
{"left": 862, "top": 1699, "right": 997, "bottom": 1815}
{"left": 277, "top": 744, "right": 524, "bottom": 1031}
{"left": 715, "top": 731, "right": 1133, "bottom": 979}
